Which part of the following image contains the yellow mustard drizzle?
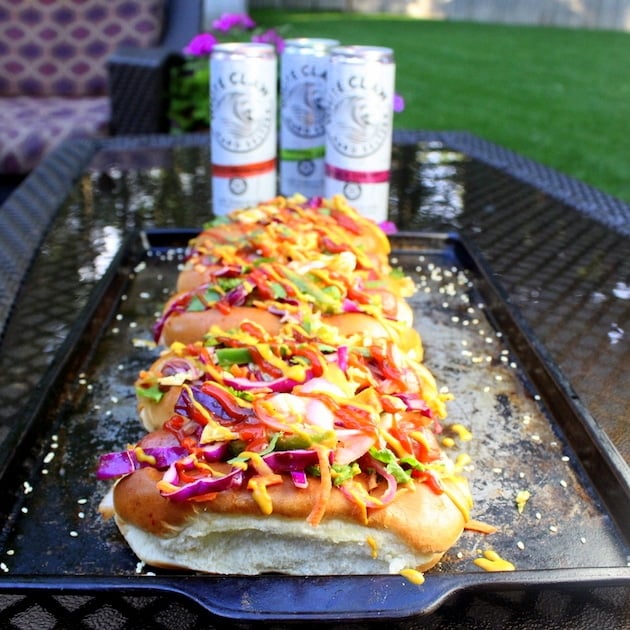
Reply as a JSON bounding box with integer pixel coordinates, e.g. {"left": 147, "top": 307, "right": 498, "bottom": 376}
{"left": 450, "top": 423, "right": 473, "bottom": 441}
{"left": 247, "top": 477, "right": 274, "bottom": 515}
{"left": 182, "top": 384, "right": 239, "bottom": 443}
{"left": 366, "top": 536, "right": 379, "bottom": 558}
{"left": 454, "top": 453, "right": 472, "bottom": 471}
{"left": 474, "top": 550, "right": 516, "bottom": 572}
{"left": 241, "top": 452, "right": 283, "bottom": 515}
{"left": 134, "top": 447, "right": 157, "bottom": 466}
{"left": 515, "top": 489, "right": 531, "bottom": 513}
{"left": 440, "top": 477, "right": 473, "bottom": 523}
{"left": 400, "top": 568, "right": 426, "bottom": 585}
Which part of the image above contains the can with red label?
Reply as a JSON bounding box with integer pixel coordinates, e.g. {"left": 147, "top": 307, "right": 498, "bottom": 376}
{"left": 279, "top": 37, "right": 339, "bottom": 198}
{"left": 325, "top": 45, "right": 395, "bottom": 222}
{"left": 210, "top": 42, "right": 277, "bottom": 215}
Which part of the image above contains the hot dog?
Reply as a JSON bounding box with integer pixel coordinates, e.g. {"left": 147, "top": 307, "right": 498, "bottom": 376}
{"left": 135, "top": 318, "right": 446, "bottom": 433}
{"left": 99, "top": 360, "right": 471, "bottom": 575}
{"left": 97, "top": 194, "right": 477, "bottom": 579}
{"left": 176, "top": 194, "right": 395, "bottom": 294}
{"left": 154, "top": 253, "right": 415, "bottom": 347}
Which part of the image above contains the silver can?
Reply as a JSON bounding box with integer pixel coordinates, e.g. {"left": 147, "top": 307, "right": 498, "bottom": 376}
{"left": 325, "top": 45, "right": 395, "bottom": 222}
{"left": 210, "top": 42, "right": 277, "bottom": 215}
{"left": 279, "top": 37, "right": 339, "bottom": 198}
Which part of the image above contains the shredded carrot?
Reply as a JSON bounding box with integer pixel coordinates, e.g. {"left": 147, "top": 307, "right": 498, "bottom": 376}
{"left": 187, "top": 492, "right": 219, "bottom": 503}
{"left": 307, "top": 445, "right": 332, "bottom": 527}
{"left": 465, "top": 519, "right": 498, "bottom": 534}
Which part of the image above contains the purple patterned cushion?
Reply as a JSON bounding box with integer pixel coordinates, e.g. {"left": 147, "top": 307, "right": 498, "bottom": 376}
{"left": 0, "top": 0, "right": 165, "bottom": 97}
{"left": 0, "top": 95, "right": 110, "bottom": 173}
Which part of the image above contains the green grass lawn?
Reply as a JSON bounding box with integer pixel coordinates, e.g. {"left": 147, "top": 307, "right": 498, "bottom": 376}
{"left": 252, "top": 9, "right": 630, "bottom": 204}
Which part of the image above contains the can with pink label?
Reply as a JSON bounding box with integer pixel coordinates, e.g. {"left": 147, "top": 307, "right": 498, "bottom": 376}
{"left": 325, "top": 45, "right": 395, "bottom": 222}
{"left": 279, "top": 37, "right": 339, "bottom": 198}
{"left": 210, "top": 42, "right": 277, "bottom": 215}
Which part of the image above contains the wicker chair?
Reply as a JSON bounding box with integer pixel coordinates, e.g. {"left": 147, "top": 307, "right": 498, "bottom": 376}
{"left": 0, "top": 0, "right": 202, "bottom": 179}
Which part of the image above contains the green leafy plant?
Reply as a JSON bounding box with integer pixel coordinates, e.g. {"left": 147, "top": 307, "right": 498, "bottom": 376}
{"left": 168, "top": 12, "right": 404, "bottom": 134}
{"left": 168, "top": 13, "right": 285, "bottom": 133}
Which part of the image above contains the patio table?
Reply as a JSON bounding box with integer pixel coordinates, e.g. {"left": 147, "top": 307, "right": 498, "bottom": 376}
{"left": 0, "top": 130, "right": 627, "bottom": 627}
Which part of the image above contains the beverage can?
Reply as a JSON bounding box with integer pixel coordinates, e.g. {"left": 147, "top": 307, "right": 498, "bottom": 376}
{"left": 279, "top": 37, "right": 339, "bottom": 198}
{"left": 210, "top": 42, "right": 277, "bottom": 215}
{"left": 325, "top": 45, "right": 395, "bottom": 221}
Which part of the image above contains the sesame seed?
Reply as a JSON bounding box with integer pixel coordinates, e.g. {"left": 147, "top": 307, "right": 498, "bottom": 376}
{"left": 580, "top": 537, "right": 586, "bottom": 544}
{"left": 536, "top": 512, "right": 542, "bottom": 520}
{"left": 560, "top": 480, "right": 568, "bottom": 488}
{"left": 6, "top": 550, "right": 14, "bottom": 556}
{"left": 549, "top": 525, "right": 558, "bottom": 533}
{"left": 77, "top": 498, "right": 87, "bottom": 504}
{"left": 517, "top": 541, "right": 525, "bottom": 550}
{"left": 43, "top": 452, "right": 55, "bottom": 464}
{"left": 69, "top": 531, "right": 78, "bottom": 538}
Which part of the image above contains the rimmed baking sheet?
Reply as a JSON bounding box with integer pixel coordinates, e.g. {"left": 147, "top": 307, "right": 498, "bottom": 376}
{"left": 0, "top": 229, "right": 627, "bottom": 621}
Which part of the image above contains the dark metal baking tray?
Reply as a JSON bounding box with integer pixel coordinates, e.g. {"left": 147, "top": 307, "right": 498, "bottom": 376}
{"left": 0, "top": 229, "right": 628, "bottom": 623}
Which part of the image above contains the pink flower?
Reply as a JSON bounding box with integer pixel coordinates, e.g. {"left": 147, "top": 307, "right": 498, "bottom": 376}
{"left": 393, "top": 93, "right": 405, "bottom": 113}
{"left": 184, "top": 33, "right": 218, "bottom": 56}
{"left": 378, "top": 220, "right": 397, "bottom": 235}
{"left": 252, "top": 29, "right": 285, "bottom": 54}
{"left": 212, "top": 13, "right": 256, "bottom": 32}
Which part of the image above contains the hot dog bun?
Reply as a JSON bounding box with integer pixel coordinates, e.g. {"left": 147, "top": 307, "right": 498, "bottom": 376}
{"left": 106, "top": 467, "right": 471, "bottom": 575}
